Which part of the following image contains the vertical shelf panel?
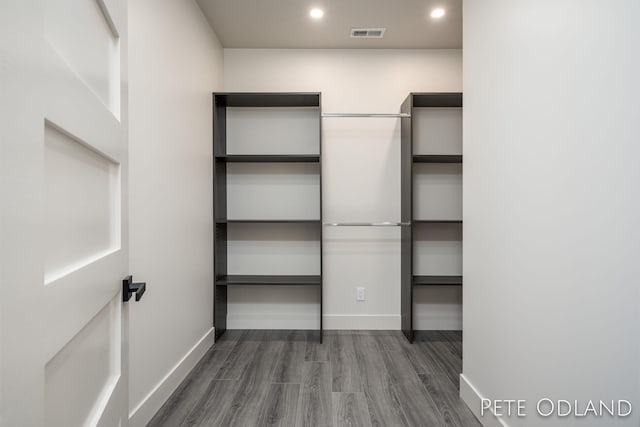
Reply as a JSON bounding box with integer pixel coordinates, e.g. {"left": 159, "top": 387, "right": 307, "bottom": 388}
{"left": 318, "top": 96, "right": 323, "bottom": 342}
{"left": 400, "top": 94, "right": 414, "bottom": 342}
{"left": 213, "top": 93, "right": 228, "bottom": 339}
{"left": 214, "top": 284, "right": 227, "bottom": 340}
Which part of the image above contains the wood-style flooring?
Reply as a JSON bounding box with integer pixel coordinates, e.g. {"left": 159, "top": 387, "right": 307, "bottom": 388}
{"left": 148, "top": 330, "right": 481, "bottom": 427}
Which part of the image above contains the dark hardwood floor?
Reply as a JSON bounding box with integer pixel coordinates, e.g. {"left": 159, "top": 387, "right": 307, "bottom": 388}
{"left": 148, "top": 330, "right": 481, "bottom": 427}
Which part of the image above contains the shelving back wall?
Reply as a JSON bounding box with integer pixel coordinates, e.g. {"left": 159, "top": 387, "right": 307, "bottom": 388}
{"left": 223, "top": 49, "right": 462, "bottom": 330}
{"left": 226, "top": 107, "right": 320, "bottom": 154}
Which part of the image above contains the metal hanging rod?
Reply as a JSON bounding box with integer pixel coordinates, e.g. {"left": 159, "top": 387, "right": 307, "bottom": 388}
{"left": 321, "top": 113, "right": 411, "bottom": 118}
{"left": 323, "top": 221, "right": 411, "bottom": 227}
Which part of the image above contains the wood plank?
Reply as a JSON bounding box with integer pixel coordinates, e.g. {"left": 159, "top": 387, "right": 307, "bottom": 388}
{"left": 333, "top": 393, "right": 373, "bottom": 427}
{"left": 439, "top": 331, "right": 463, "bottom": 359}
{"left": 298, "top": 362, "right": 332, "bottom": 427}
{"left": 379, "top": 332, "right": 442, "bottom": 376}
{"left": 179, "top": 379, "right": 240, "bottom": 427}
{"left": 272, "top": 331, "right": 307, "bottom": 383}
{"left": 220, "top": 380, "right": 271, "bottom": 427}
{"left": 329, "top": 334, "right": 363, "bottom": 392}
{"left": 376, "top": 331, "right": 414, "bottom": 352}
{"left": 411, "top": 342, "right": 449, "bottom": 375}
{"left": 147, "top": 348, "right": 229, "bottom": 426}
{"left": 214, "top": 330, "right": 265, "bottom": 380}
{"left": 256, "top": 383, "right": 300, "bottom": 427}
{"left": 380, "top": 350, "right": 445, "bottom": 427}
{"left": 211, "top": 329, "right": 248, "bottom": 350}
{"left": 429, "top": 341, "right": 462, "bottom": 388}
{"left": 363, "top": 384, "right": 410, "bottom": 427}
{"left": 220, "top": 339, "right": 284, "bottom": 426}
{"left": 389, "top": 378, "right": 445, "bottom": 427}
{"left": 379, "top": 349, "right": 419, "bottom": 384}
{"left": 304, "top": 332, "right": 329, "bottom": 362}
{"left": 354, "top": 335, "right": 389, "bottom": 389}
{"left": 419, "top": 374, "right": 482, "bottom": 427}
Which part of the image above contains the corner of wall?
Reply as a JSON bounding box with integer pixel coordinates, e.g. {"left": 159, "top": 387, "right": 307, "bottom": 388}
{"left": 193, "top": 0, "right": 224, "bottom": 62}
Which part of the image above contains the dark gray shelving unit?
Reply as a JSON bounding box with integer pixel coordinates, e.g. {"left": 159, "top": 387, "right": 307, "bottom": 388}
{"left": 213, "top": 92, "right": 323, "bottom": 342}
{"left": 401, "top": 92, "right": 463, "bottom": 343}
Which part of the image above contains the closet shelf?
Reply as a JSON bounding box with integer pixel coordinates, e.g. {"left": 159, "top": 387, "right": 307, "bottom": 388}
{"left": 214, "top": 92, "right": 321, "bottom": 107}
{"left": 413, "top": 155, "right": 462, "bottom": 163}
{"left": 413, "top": 275, "right": 463, "bottom": 286}
{"left": 215, "top": 219, "right": 321, "bottom": 224}
{"left": 215, "top": 154, "right": 320, "bottom": 163}
{"left": 216, "top": 275, "right": 322, "bottom": 286}
{"left": 412, "top": 92, "right": 463, "bottom": 108}
{"left": 413, "top": 219, "right": 463, "bottom": 224}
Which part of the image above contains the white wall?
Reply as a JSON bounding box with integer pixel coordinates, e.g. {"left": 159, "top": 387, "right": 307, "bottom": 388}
{"left": 128, "top": 1, "right": 222, "bottom": 425}
{"left": 462, "top": 1, "right": 640, "bottom": 426}
{"left": 224, "top": 49, "right": 462, "bottom": 330}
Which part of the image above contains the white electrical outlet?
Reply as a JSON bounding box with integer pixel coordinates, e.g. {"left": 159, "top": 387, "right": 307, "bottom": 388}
{"left": 356, "top": 287, "right": 365, "bottom": 301}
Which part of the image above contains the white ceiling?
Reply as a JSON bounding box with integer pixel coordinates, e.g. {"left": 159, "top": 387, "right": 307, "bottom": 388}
{"left": 196, "top": 0, "right": 462, "bottom": 49}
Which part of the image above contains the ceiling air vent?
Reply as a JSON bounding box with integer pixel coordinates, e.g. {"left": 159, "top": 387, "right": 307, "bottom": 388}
{"left": 350, "top": 28, "right": 386, "bottom": 39}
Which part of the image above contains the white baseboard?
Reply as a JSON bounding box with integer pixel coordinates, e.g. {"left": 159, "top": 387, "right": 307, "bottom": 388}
{"left": 323, "top": 314, "right": 400, "bottom": 329}
{"left": 460, "top": 374, "right": 509, "bottom": 427}
{"left": 128, "top": 328, "right": 215, "bottom": 427}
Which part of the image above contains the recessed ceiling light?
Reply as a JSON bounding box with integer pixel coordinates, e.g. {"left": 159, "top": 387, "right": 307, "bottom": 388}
{"left": 431, "top": 8, "right": 446, "bottom": 18}
{"left": 310, "top": 8, "right": 324, "bottom": 19}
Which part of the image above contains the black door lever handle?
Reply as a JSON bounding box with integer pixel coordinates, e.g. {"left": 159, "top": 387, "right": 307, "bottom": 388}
{"left": 123, "top": 275, "right": 146, "bottom": 302}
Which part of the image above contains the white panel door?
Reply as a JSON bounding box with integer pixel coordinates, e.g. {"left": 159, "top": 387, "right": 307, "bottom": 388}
{"left": 1, "top": 0, "right": 130, "bottom": 426}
